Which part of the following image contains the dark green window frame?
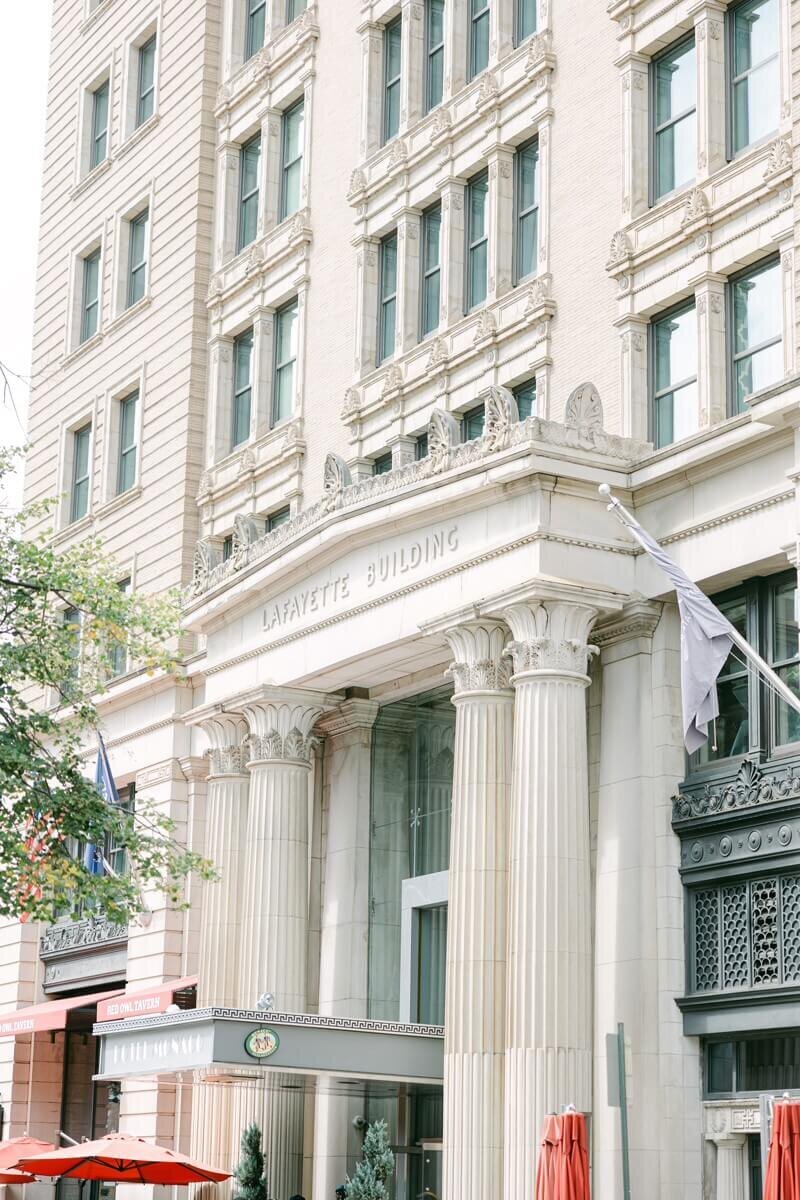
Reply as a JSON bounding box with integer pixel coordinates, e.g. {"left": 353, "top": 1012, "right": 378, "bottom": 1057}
{"left": 279, "top": 100, "right": 304, "bottom": 222}
{"left": 726, "top": 0, "right": 779, "bottom": 158}
{"left": 514, "top": 378, "right": 536, "bottom": 420}
{"left": 245, "top": 0, "right": 266, "bottom": 60}
{"left": 704, "top": 1034, "right": 800, "bottom": 1099}
{"left": 462, "top": 403, "right": 485, "bottom": 441}
{"left": 71, "top": 424, "right": 92, "bottom": 523}
{"left": 136, "top": 34, "right": 156, "bottom": 127}
{"left": 383, "top": 16, "right": 402, "bottom": 144}
{"left": 425, "top": 0, "right": 444, "bottom": 112}
{"left": 373, "top": 451, "right": 393, "bottom": 475}
{"left": 272, "top": 298, "right": 298, "bottom": 425}
{"left": 420, "top": 203, "right": 442, "bottom": 340}
{"left": 90, "top": 80, "right": 109, "bottom": 170}
{"left": 238, "top": 133, "right": 261, "bottom": 252}
{"left": 649, "top": 33, "right": 696, "bottom": 205}
{"left": 514, "top": 0, "right": 537, "bottom": 45}
{"left": 469, "top": 0, "right": 490, "bottom": 80}
{"left": 232, "top": 328, "right": 254, "bottom": 449}
{"left": 222, "top": 535, "right": 234, "bottom": 561}
{"left": 126, "top": 209, "right": 148, "bottom": 308}
{"left": 649, "top": 298, "right": 697, "bottom": 449}
{"left": 415, "top": 432, "right": 429, "bottom": 459}
{"left": 727, "top": 254, "right": 782, "bottom": 416}
{"left": 81, "top": 249, "right": 101, "bottom": 343}
{"left": 513, "top": 138, "right": 539, "bottom": 283}
{"left": 117, "top": 391, "right": 138, "bottom": 494}
{"left": 267, "top": 506, "right": 291, "bottom": 530}
{"left": 378, "top": 231, "right": 398, "bottom": 364}
{"left": 286, "top": 0, "right": 306, "bottom": 22}
{"left": 465, "top": 170, "right": 489, "bottom": 312}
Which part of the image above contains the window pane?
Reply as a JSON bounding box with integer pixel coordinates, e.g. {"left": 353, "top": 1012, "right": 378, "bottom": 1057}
{"left": 117, "top": 394, "right": 137, "bottom": 493}
{"left": 380, "top": 297, "right": 396, "bottom": 361}
{"left": 381, "top": 235, "right": 397, "bottom": 300}
{"left": 706, "top": 1042, "right": 735, "bottom": 1095}
{"left": 274, "top": 302, "right": 298, "bottom": 423}
{"left": 515, "top": 380, "right": 537, "bottom": 419}
{"left": 653, "top": 305, "right": 697, "bottom": 446}
{"left": 72, "top": 427, "right": 91, "bottom": 522}
{"left": 384, "top": 20, "right": 402, "bottom": 142}
{"left": 422, "top": 273, "right": 440, "bottom": 336}
{"left": 654, "top": 40, "right": 696, "bottom": 198}
{"left": 655, "top": 40, "right": 696, "bottom": 125}
{"left": 734, "top": 261, "right": 781, "bottom": 353}
{"left": 421, "top": 207, "right": 441, "bottom": 337}
{"left": 137, "top": 36, "right": 156, "bottom": 125}
{"left": 426, "top": 0, "right": 444, "bottom": 110}
{"left": 417, "top": 906, "right": 447, "bottom": 1025}
{"left": 739, "top": 1036, "right": 800, "bottom": 1092}
{"left": 470, "top": 5, "right": 490, "bottom": 78}
{"left": 246, "top": 0, "right": 266, "bottom": 59}
{"left": 233, "top": 331, "right": 253, "bottom": 447}
{"left": 374, "top": 452, "right": 393, "bottom": 475}
{"left": 82, "top": 252, "right": 100, "bottom": 342}
{"left": 268, "top": 506, "right": 291, "bottom": 529}
{"left": 469, "top": 240, "right": 487, "bottom": 308}
{"left": 468, "top": 175, "right": 488, "bottom": 309}
{"left": 463, "top": 405, "right": 485, "bottom": 440}
{"left": 517, "top": 0, "right": 537, "bottom": 41}
{"left": 734, "top": 0, "right": 778, "bottom": 76}
{"left": 694, "top": 594, "right": 750, "bottom": 764}
{"left": 281, "top": 105, "right": 303, "bottom": 219}
{"left": 127, "top": 212, "right": 148, "bottom": 306}
{"left": 469, "top": 175, "right": 488, "bottom": 241}
{"left": 286, "top": 0, "right": 305, "bottom": 20}
{"left": 416, "top": 433, "right": 428, "bottom": 459}
{"left": 656, "top": 112, "right": 696, "bottom": 197}
{"left": 91, "top": 83, "right": 109, "bottom": 168}
{"left": 773, "top": 579, "right": 800, "bottom": 745}
{"left": 239, "top": 136, "right": 261, "bottom": 249}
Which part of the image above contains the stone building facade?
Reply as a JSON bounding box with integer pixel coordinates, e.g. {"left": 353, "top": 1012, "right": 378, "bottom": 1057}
{"left": 4, "top": 0, "right": 800, "bottom": 1198}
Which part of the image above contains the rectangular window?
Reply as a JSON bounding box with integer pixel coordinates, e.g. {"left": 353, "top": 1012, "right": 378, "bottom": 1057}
{"left": 730, "top": 0, "right": 779, "bottom": 155}
{"left": 417, "top": 905, "right": 447, "bottom": 1024}
{"left": 245, "top": 0, "right": 266, "bottom": 60}
{"left": 416, "top": 432, "right": 429, "bottom": 459}
{"left": 693, "top": 590, "right": 750, "bottom": 766}
{"left": 280, "top": 101, "right": 304, "bottom": 221}
{"left": 383, "top": 17, "right": 402, "bottom": 144}
{"left": 286, "top": 0, "right": 306, "bottom": 20}
{"left": 116, "top": 391, "right": 138, "bottom": 494}
{"left": 651, "top": 301, "right": 698, "bottom": 448}
{"left": 108, "top": 578, "right": 131, "bottom": 678}
{"left": 81, "top": 249, "right": 101, "bottom": 343}
{"left": 466, "top": 171, "right": 488, "bottom": 311}
{"left": 63, "top": 605, "right": 81, "bottom": 694}
{"left": 469, "top": 0, "right": 490, "bottom": 80}
{"left": 273, "top": 299, "right": 298, "bottom": 424}
{"left": 238, "top": 133, "right": 261, "bottom": 251}
{"left": 420, "top": 203, "right": 442, "bottom": 339}
{"left": 126, "top": 209, "right": 148, "bottom": 307}
{"left": 425, "top": 0, "right": 444, "bottom": 112}
{"left": 514, "top": 139, "right": 539, "bottom": 282}
{"left": 378, "top": 232, "right": 398, "bottom": 363}
{"left": 373, "top": 451, "right": 393, "bottom": 475}
{"left": 770, "top": 576, "right": 800, "bottom": 747}
{"left": 515, "top": 0, "right": 537, "bottom": 44}
{"left": 136, "top": 34, "right": 156, "bottom": 127}
{"left": 90, "top": 81, "right": 109, "bottom": 169}
{"left": 652, "top": 36, "right": 696, "bottom": 202}
{"left": 222, "top": 535, "right": 233, "bottom": 561}
{"left": 730, "top": 256, "right": 782, "bottom": 413}
{"left": 514, "top": 378, "right": 536, "bottom": 419}
{"left": 267, "top": 505, "right": 291, "bottom": 530}
{"left": 71, "top": 424, "right": 91, "bottom": 523}
{"left": 462, "top": 403, "right": 485, "bottom": 441}
{"left": 232, "top": 329, "right": 253, "bottom": 448}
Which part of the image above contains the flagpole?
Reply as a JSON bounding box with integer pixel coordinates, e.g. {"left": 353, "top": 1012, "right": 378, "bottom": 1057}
{"left": 599, "top": 485, "right": 800, "bottom": 720}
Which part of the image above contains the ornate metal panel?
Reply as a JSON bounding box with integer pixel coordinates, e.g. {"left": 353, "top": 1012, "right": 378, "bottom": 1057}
{"left": 694, "top": 889, "right": 720, "bottom": 991}
{"left": 721, "top": 884, "right": 749, "bottom": 988}
{"left": 690, "top": 874, "right": 800, "bottom": 993}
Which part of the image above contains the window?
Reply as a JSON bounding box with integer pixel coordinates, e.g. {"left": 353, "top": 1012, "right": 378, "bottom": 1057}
{"left": 373, "top": 451, "right": 393, "bottom": 475}
{"left": 126, "top": 209, "right": 148, "bottom": 307}
{"left": 71, "top": 424, "right": 92, "bottom": 522}
{"left": 273, "top": 299, "right": 298, "bottom": 424}
{"left": 515, "top": 0, "right": 536, "bottom": 44}
{"left": 462, "top": 404, "right": 485, "bottom": 440}
{"left": 729, "top": 0, "right": 779, "bottom": 155}
{"left": 514, "top": 140, "right": 539, "bottom": 282}
{"left": 280, "top": 101, "right": 303, "bottom": 221}
{"left": 222, "top": 534, "right": 234, "bottom": 561}
{"left": 383, "top": 17, "right": 402, "bottom": 144}
{"left": 63, "top": 605, "right": 81, "bottom": 695}
{"left": 108, "top": 578, "right": 131, "bottom": 678}
{"left": 286, "top": 0, "right": 306, "bottom": 20}
{"left": 267, "top": 506, "right": 291, "bottom": 530}
{"left": 378, "top": 232, "right": 398, "bottom": 363}
{"left": 81, "top": 249, "right": 101, "bottom": 343}
{"left": 466, "top": 171, "right": 488, "bottom": 311}
{"left": 417, "top": 905, "right": 447, "bottom": 1024}
{"left": 730, "top": 256, "right": 782, "bottom": 413}
{"left": 115, "top": 391, "right": 138, "bottom": 494}
{"left": 420, "top": 203, "right": 441, "bottom": 339}
{"left": 136, "top": 34, "right": 156, "bottom": 127}
{"left": 651, "top": 36, "right": 696, "bottom": 202}
{"left": 425, "top": 0, "right": 444, "bottom": 112}
{"left": 650, "top": 301, "right": 697, "bottom": 448}
{"left": 748, "top": 1135, "right": 763, "bottom": 1200}
{"left": 514, "top": 378, "right": 536, "bottom": 419}
{"left": 469, "top": 0, "right": 490, "bottom": 80}
{"left": 705, "top": 1035, "right": 800, "bottom": 1097}
{"left": 416, "top": 432, "right": 429, "bottom": 459}
{"left": 232, "top": 329, "right": 253, "bottom": 448}
{"left": 691, "top": 574, "right": 800, "bottom": 768}
{"left": 90, "top": 80, "right": 109, "bottom": 169}
{"left": 245, "top": 0, "right": 266, "bottom": 60}
{"left": 238, "top": 133, "right": 261, "bottom": 251}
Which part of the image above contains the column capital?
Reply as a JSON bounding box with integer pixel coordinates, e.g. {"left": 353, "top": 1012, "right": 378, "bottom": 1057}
{"left": 239, "top": 685, "right": 338, "bottom": 764}
{"left": 502, "top": 599, "right": 600, "bottom": 679}
{"left": 711, "top": 1133, "right": 748, "bottom": 1148}
{"left": 443, "top": 619, "right": 514, "bottom": 695}
{"left": 187, "top": 706, "right": 249, "bottom": 777}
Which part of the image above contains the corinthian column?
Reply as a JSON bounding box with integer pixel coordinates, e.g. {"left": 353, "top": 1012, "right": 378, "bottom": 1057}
{"left": 500, "top": 595, "right": 599, "bottom": 1198}
{"left": 441, "top": 620, "right": 514, "bottom": 1200}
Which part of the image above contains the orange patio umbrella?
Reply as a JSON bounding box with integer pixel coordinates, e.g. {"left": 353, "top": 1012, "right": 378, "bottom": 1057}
{"left": 765, "top": 1101, "right": 800, "bottom": 1200}
{"left": 535, "top": 1114, "right": 561, "bottom": 1200}
{"left": 534, "top": 1110, "right": 590, "bottom": 1200}
{"left": 17, "top": 1132, "right": 231, "bottom": 1185}
{"left": 0, "top": 1169, "right": 38, "bottom": 1184}
{"left": 0, "top": 1138, "right": 55, "bottom": 1170}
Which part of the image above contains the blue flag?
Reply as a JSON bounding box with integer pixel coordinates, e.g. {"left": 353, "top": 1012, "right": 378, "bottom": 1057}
{"left": 84, "top": 734, "right": 119, "bottom": 876}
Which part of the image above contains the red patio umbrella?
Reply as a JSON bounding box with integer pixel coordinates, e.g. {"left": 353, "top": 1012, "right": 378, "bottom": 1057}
{"left": 17, "top": 1132, "right": 231, "bottom": 1185}
{"left": 534, "top": 1111, "right": 590, "bottom": 1200}
{"left": 535, "top": 1114, "right": 561, "bottom": 1200}
{"left": 765, "top": 1101, "right": 800, "bottom": 1200}
{"left": 0, "top": 1138, "right": 55, "bottom": 1170}
{"left": 0, "top": 1169, "right": 38, "bottom": 1184}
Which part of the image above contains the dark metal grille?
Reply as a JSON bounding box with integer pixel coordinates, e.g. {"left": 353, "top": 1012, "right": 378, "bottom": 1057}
{"left": 691, "top": 874, "right": 800, "bottom": 992}
{"left": 694, "top": 889, "right": 720, "bottom": 991}
{"left": 722, "top": 884, "right": 749, "bottom": 988}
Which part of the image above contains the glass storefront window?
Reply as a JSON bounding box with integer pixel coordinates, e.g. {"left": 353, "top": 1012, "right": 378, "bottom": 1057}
{"left": 772, "top": 577, "right": 800, "bottom": 746}
{"left": 705, "top": 1035, "right": 800, "bottom": 1096}
{"left": 694, "top": 592, "right": 750, "bottom": 765}
{"left": 368, "top": 688, "right": 454, "bottom": 1021}
{"left": 417, "top": 906, "right": 447, "bottom": 1025}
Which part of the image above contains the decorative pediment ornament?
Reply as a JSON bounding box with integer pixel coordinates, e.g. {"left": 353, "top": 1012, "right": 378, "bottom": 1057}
{"left": 191, "top": 539, "right": 220, "bottom": 593}
{"left": 322, "top": 453, "right": 352, "bottom": 511}
{"left": 475, "top": 71, "right": 499, "bottom": 108}
{"left": 472, "top": 308, "right": 497, "bottom": 344}
{"left": 239, "top": 448, "right": 256, "bottom": 474}
{"left": 484, "top": 386, "right": 519, "bottom": 452}
{"left": 763, "top": 137, "right": 791, "bottom": 181}
{"left": 386, "top": 138, "right": 409, "bottom": 170}
{"left": 680, "top": 187, "right": 710, "bottom": 228}
{"left": 198, "top": 470, "right": 212, "bottom": 496}
{"left": 427, "top": 408, "right": 461, "bottom": 471}
{"left": 524, "top": 273, "right": 552, "bottom": 312}
{"left": 429, "top": 106, "right": 452, "bottom": 141}
{"left": 525, "top": 29, "right": 553, "bottom": 69}
{"left": 427, "top": 336, "right": 448, "bottom": 369}
{"left": 341, "top": 387, "right": 361, "bottom": 419}
{"left": 216, "top": 82, "right": 232, "bottom": 108}
{"left": 672, "top": 759, "right": 800, "bottom": 822}
{"left": 380, "top": 364, "right": 403, "bottom": 396}
{"left": 232, "top": 514, "right": 263, "bottom": 553}
{"left": 245, "top": 243, "right": 265, "bottom": 275}
{"left": 565, "top": 382, "right": 603, "bottom": 430}
{"left": 347, "top": 168, "right": 367, "bottom": 199}
{"left": 606, "top": 231, "right": 633, "bottom": 269}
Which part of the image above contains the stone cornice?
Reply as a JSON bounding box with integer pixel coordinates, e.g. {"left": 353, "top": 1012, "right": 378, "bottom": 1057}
{"left": 673, "top": 758, "right": 800, "bottom": 826}
{"left": 316, "top": 698, "right": 380, "bottom": 737}
{"left": 593, "top": 598, "right": 663, "bottom": 647}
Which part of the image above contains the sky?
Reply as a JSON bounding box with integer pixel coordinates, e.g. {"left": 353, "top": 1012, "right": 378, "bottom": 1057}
{"left": 0, "top": 4, "right": 52, "bottom": 509}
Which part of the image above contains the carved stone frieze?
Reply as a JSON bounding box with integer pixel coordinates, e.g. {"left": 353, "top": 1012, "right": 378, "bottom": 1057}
{"left": 247, "top": 729, "right": 316, "bottom": 764}
{"left": 673, "top": 759, "right": 800, "bottom": 823}
{"left": 505, "top": 636, "right": 598, "bottom": 676}
{"left": 241, "top": 690, "right": 332, "bottom": 765}
{"left": 199, "top": 713, "right": 249, "bottom": 778}
{"left": 40, "top": 916, "right": 128, "bottom": 960}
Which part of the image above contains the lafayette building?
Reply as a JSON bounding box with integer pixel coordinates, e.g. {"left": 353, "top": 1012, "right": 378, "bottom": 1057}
{"left": 3, "top": 0, "right": 800, "bottom": 1198}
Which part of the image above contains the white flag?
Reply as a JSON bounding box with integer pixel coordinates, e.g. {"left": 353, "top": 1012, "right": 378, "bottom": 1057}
{"left": 612, "top": 506, "right": 733, "bottom": 753}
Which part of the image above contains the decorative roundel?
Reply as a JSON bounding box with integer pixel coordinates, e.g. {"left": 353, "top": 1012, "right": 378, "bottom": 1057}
{"left": 690, "top": 842, "right": 704, "bottom": 863}
{"left": 748, "top": 830, "right": 762, "bottom": 852}
{"left": 719, "top": 836, "right": 732, "bottom": 858}
{"left": 779, "top": 825, "right": 793, "bottom": 847}
{"left": 244, "top": 1027, "right": 280, "bottom": 1059}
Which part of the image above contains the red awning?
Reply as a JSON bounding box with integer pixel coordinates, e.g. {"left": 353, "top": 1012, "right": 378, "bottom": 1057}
{"left": 0, "top": 989, "right": 125, "bottom": 1038}
{"left": 95, "top": 976, "right": 197, "bottom": 1022}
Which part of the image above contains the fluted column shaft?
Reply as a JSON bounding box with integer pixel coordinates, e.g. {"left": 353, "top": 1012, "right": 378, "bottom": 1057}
{"left": 441, "top": 621, "right": 514, "bottom": 1200}
{"left": 714, "top": 1136, "right": 747, "bottom": 1200}
{"left": 501, "top": 599, "right": 598, "bottom": 1199}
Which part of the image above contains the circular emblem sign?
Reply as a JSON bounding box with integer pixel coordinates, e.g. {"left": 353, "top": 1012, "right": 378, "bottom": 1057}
{"left": 244, "top": 1027, "right": 280, "bottom": 1059}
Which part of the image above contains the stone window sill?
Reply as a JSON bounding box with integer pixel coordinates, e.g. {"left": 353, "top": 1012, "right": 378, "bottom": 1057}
{"left": 96, "top": 484, "right": 142, "bottom": 519}
{"left": 79, "top": 0, "right": 114, "bottom": 35}
{"left": 63, "top": 330, "right": 103, "bottom": 368}
{"left": 118, "top": 113, "right": 160, "bottom": 160}
{"left": 71, "top": 157, "right": 113, "bottom": 202}
{"left": 107, "top": 293, "right": 152, "bottom": 334}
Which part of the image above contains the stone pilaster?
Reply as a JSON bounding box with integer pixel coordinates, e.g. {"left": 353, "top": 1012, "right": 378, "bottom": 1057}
{"left": 692, "top": 273, "right": 727, "bottom": 430}
{"left": 439, "top": 179, "right": 467, "bottom": 326}
{"left": 238, "top": 687, "right": 334, "bottom": 1012}
{"left": 619, "top": 54, "right": 649, "bottom": 220}
{"left": 500, "top": 596, "right": 599, "bottom": 1196}
{"left": 692, "top": 2, "right": 726, "bottom": 181}
{"left": 713, "top": 1135, "right": 748, "bottom": 1200}
{"left": 441, "top": 620, "right": 514, "bottom": 1200}
{"left": 396, "top": 208, "right": 423, "bottom": 354}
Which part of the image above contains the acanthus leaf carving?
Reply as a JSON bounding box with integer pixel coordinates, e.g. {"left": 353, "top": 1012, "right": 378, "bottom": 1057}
{"left": 680, "top": 187, "right": 710, "bottom": 228}
{"left": 322, "top": 453, "right": 352, "bottom": 512}
{"left": 565, "top": 382, "right": 603, "bottom": 430}
{"left": 427, "top": 408, "right": 461, "bottom": 472}
{"left": 763, "top": 137, "right": 792, "bottom": 181}
{"left": 483, "top": 386, "right": 519, "bottom": 452}
{"left": 606, "top": 231, "right": 633, "bottom": 270}
{"left": 672, "top": 759, "right": 800, "bottom": 823}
